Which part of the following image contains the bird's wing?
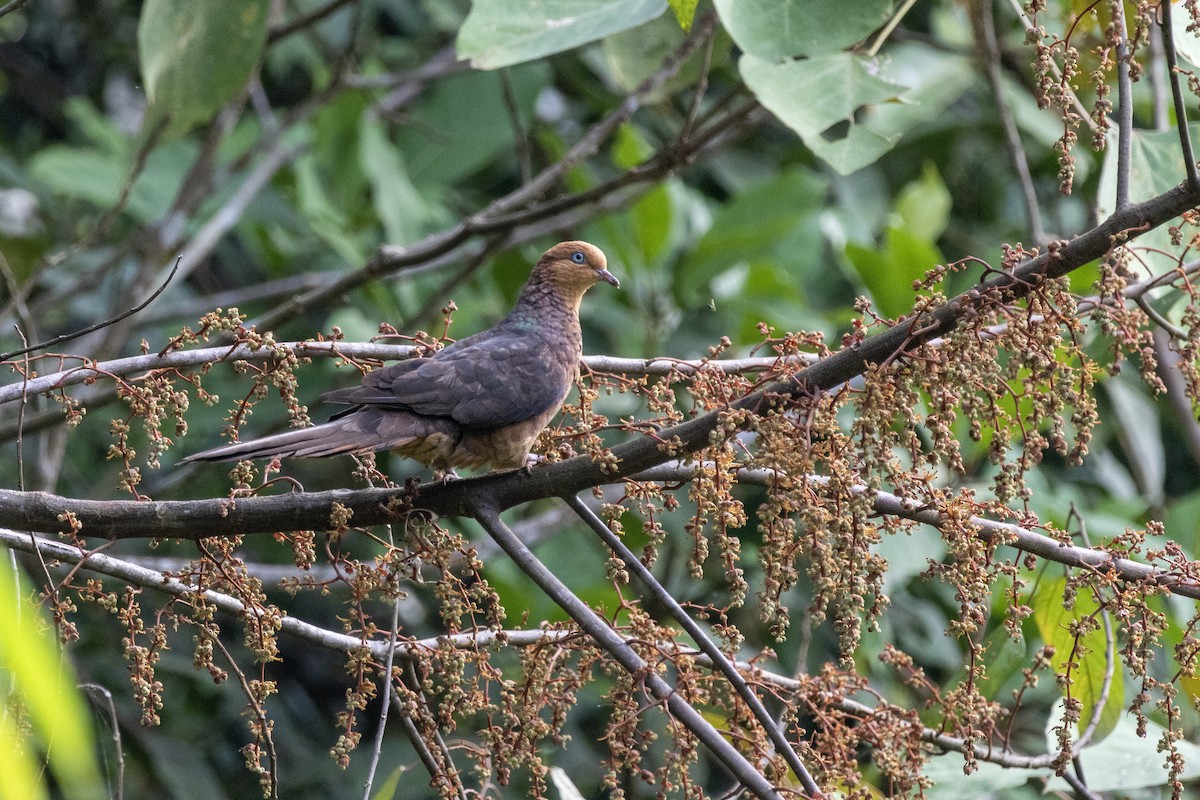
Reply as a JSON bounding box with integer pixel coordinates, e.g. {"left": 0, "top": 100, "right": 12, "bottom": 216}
{"left": 321, "top": 330, "right": 573, "bottom": 428}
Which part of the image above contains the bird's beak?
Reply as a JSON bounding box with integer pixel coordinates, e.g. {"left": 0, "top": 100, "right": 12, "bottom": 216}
{"left": 597, "top": 268, "right": 620, "bottom": 288}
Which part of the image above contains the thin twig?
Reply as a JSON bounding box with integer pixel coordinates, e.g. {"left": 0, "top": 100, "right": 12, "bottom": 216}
{"left": 865, "top": 0, "right": 919, "bottom": 57}
{"left": 499, "top": 69, "right": 532, "bottom": 185}
{"left": 0, "top": 0, "right": 32, "bottom": 19}
{"left": 1134, "top": 292, "right": 1187, "bottom": 339}
{"left": 564, "top": 494, "right": 823, "bottom": 798}
{"left": 1113, "top": 1, "right": 1134, "bottom": 210}
{"left": 1161, "top": 0, "right": 1200, "bottom": 189}
{"left": 197, "top": 624, "right": 280, "bottom": 799}
{"left": 0, "top": 257, "right": 181, "bottom": 362}
{"left": 268, "top": 0, "right": 357, "bottom": 43}
{"left": 1060, "top": 764, "right": 1103, "bottom": 800}
{"left": 362, "top": 568, "right": 402, "bottom": 800}
{"left": 80, "top": 683, "right": 125, "bottom": 800}
{"left": 0, "top": 342, "right": 810, "bottom": 406}
{"left": 977, "top": 0, "right": 1046, "bottom": 241}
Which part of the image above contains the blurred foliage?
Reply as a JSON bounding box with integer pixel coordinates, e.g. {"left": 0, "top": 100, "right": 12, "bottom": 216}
{"left": 2, "top": 1, "right": 1200, "bottom": 798}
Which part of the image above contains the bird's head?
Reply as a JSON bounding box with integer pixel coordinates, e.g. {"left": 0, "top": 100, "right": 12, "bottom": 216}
{"left": 533, "top": 241, "right": 621, "bottom": 303}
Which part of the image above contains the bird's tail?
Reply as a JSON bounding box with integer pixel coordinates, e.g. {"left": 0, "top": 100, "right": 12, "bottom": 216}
{"left": 181, "top": 418, "right": 396, "bottom": 463}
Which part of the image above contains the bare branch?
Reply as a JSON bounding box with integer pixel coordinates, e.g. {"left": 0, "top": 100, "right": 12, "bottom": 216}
{"left": 468, "top": 499, "right": 792, "bottom": 800}
{"left": 564, "top": 495, "right": 822, "bottom": 797}
{"left": 1113, "top": 1, "right": 1134, "bottom": 210}
{"left": 976, "top": 0, "right": 1046, "bottom": 241}
{"left": 0, "top": 342, "right": 808, "bottom": 407}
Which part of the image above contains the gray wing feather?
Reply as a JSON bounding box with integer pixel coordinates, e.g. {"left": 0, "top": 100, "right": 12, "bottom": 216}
{"left": 320, "top": 330, "right": 572, "bottom": 428}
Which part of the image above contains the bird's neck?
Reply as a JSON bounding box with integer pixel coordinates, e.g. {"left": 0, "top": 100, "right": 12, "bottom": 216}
{"left": 511, "top": 279, "right": 587, "bottom": 323}
{"left": 504, "top": 280, "right": 585, "bottom": 360}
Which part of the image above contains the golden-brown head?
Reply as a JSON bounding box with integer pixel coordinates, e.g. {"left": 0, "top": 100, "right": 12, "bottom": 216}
{"left": 531, "top": 241, "right": 620, "bottom": 303}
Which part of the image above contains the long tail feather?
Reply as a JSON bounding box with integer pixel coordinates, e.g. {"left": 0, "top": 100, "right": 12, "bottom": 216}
{"left": 181, "top": 419, "right": 395, "bottom": 462}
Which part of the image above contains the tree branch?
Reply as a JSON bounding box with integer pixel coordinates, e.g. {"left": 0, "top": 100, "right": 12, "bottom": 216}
{"left": 468, "top": 499, "right": 793, "bottom": 800}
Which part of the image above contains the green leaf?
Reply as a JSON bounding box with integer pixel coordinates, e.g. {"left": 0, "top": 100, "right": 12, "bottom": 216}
{"left": 742, "top": 44, "right": 974, "bottom": 175}
{"left": 0, "top": 557, "right": 104, "bottom": 800}
{"left": 396, "top": 64, "right": 551, "bottom": 186}
{"left": 895, "top": 163, "right": 951, "bottom": 242}
{"left": 679, "top": 168, "right": 828, "bottom": 306}
{"left": 28, "top": 141, "right": 195, "bottom": 223}
{"left": 1103, "top": 374, "right": 1165, "bottom": 509}
{"left": 603, "top": 11, "right": 723, "bottom": 100}
{"left": 878, "top": 525, "right": 946, "bottom": 594}
{"left": 740, "top": 53, "right": 906, "bottom": 175}
{"left": 667, "top": 0, "right": 699, "bottom": 31}
{"left": 359, "top": 112, "right": 431, "bottom": 245}
{"left": 712, "top": 0, "right": 892, "bottom": 60}
{"left": 370, "top": 766, "right": 406, "bottom": 800}
{"left": 631, "top": 183, "right": 673, "bottom": 263}
{"left": 845, "top": 227, "right": 941, "bottom": 319}
{"left": 922, "top": 754, "right": 1032, "bottom": 800}
{"left": 457, "top": 0, "right": 667, "bottom": 69}
{"left": 29, "top": 147, "right": 126, "bottom": 209}
{"left": 1043, "top": 708, "right": 1200, "bottom": 792}
{"left": 1031, "top": 572, "right": 1124, "bottom": 741}
{"left": 1172, "top": 3, "right": 1200, "bottom": 68}
{"left": 138, "top": 0, "right": 270, "bottom": 139}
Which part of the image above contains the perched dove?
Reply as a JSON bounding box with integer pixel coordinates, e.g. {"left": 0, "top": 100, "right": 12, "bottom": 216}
{"left": 184, "top": 241, "right": 619, "bottom": 472}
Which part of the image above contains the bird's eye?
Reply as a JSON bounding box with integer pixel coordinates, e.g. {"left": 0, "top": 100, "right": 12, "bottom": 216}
{"left": 571, "top": 251, "right": 586, "bottom": 264}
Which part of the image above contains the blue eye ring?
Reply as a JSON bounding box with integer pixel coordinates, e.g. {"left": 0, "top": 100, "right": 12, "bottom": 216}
{"left": 571, "top": 251, "right": 586, "bottom": 264}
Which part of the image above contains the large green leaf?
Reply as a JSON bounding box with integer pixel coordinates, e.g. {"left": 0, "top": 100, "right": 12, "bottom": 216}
{"left": 138, "top": 0, "right": 270, "bottom": 139}
{"left": 713, "top": 0, "right": 892, "bottom": 60}
{"left": 395, "top": 64, "right": 551, "bottom": 186}
{"left": 845, "top": 227, "right": 942, "bottom": 319}
{"left": 29, "top": 141, "right": 196, "bottom": 223}
{"left": 740, "top": 53, "right": 905, "bottom": 175}
{"left": 457, "top": 0, "right": 667, "bottom": 69}
{"left": 922, "top": 755, "right": 1032, "bottom": 800}
{"left": 603, "top": 11, "right": 726, "bottom": 101}
{"left": 678, "top": 168, "right": 828, "bottom": 306}
{"left": 359, "top": 113, "right": 435, "bottom": 246}
{"left": 1031, "top": 573, "right": 1124, "bottom": 742}
{"left": 1043, "top": 708, "right": 1200, "bottom": 792}
{"left": 843, "top": 164, "right": 950, "bottom": 318}
{"left": 742, "top": 44, "right": 974, "bottom": 175}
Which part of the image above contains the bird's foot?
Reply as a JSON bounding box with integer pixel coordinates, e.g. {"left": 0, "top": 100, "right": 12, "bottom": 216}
{"left": 435, "top": 468, "right": 462, "bottom": 484}
{"left": 521, "top": 453, "right": 543, "bottom": 475}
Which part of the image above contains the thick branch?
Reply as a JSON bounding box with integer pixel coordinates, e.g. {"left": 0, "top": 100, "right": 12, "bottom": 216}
{"left": 3, "top": 181, "right": 1199, "bottom": 538}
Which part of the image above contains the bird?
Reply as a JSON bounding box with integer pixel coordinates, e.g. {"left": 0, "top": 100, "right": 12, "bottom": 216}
{"left": 183, "top": 241, "right": 619, "bottom": 473}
